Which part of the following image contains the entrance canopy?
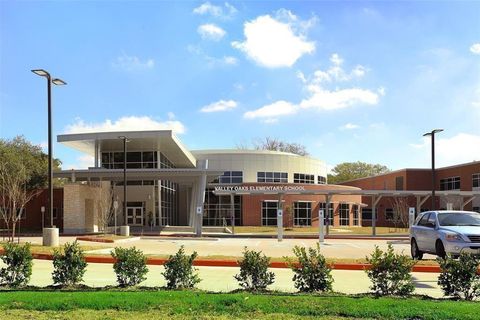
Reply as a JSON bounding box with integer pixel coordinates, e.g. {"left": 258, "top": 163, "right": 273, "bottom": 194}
{"left": 54, "top": 168, "right": 224, "bottom": 184}
{"left": 58, "top": 130, "right": 197, "bottom": 168}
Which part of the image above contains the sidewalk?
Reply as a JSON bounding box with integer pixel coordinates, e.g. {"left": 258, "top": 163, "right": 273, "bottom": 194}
{"left": 24, "top": 259, "right": 443, "bottom": 298}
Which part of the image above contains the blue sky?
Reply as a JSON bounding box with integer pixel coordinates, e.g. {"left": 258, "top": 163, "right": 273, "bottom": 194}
{"left": 1, "top": 1, "right": 479, "bottom": 171}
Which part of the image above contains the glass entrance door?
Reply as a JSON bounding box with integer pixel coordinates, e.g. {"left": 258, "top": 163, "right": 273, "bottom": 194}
{"left": 126, "top": 207, "right": 143, "bottom": 226}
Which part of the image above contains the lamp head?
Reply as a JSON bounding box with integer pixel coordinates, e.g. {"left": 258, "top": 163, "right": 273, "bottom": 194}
{"left": 52, "top": 78, "right": 67, "bottom": 85}
{"left": 31, "top": 69, "right": 50, "bottom": 78}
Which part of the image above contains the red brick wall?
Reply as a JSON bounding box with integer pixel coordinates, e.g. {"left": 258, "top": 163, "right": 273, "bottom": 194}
{"left": 0, "top": 188, "right": 64, "bottom": 232}
{"left": 240, "top": 183, "right": 362, "bottom": 227}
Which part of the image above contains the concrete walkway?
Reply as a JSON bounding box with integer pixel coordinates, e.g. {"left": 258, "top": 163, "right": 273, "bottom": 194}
{"left": 21, "top": 259, "right": 443, "bottom": 298}
{"left": 21, "top": 236, "right": 438, "bottom": 260}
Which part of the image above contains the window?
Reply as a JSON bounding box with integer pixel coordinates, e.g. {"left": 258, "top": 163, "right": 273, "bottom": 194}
{"left": 317, "top": 176, "right": 327, "bottom": 184}
{"left": 417, "top": 213, "right": 430, "bottom": 227}
{"left": 101, "top": 151, "right": 160, "bottom": 169}
{"left": 440, "top": 176, "right": 460, "bottom": 190}
{"left": 217, "top": 171, "right": 243, "bottom": 184}
{"left": 262, "top": 201, "right": 278, "bottom": 226}
{"left": 339, "top": 203, "right": 350, "bottom": 226}
{"left": 293, "top": 173, "right": 315, "bottom": 184}
{"left": 257, "top": 172, "right": 287, "bottom": 183}
{"left": 362, "top": 208, "right": 377, "bottom": 220}
{"left": 385, "top": 208, "right": 394, "bottom": 221}
{"left": 395, "top": 176, "right": 404, "bottom": 190}
{"left": 473, "top": 173, "right": 480, "bottom": 188}
{"left": 319, "top": 202, "right": 333, "bottom": 225}
{"left": 293, "top": 202, "right": 311, "bottom": 226}
{"left": 353, "top": 205, "right": 359, "bottom": 226}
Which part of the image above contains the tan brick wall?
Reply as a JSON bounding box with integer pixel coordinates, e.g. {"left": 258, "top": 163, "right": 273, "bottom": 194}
{"left": 63, "top": 182, "right": 110, "bottom": 234}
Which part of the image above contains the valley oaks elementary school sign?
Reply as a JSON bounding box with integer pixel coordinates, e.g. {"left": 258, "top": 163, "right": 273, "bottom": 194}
{"left": 214, "top": 185, "right": 306, "bottom": 192}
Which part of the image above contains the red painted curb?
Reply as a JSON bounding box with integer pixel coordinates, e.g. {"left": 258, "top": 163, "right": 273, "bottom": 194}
{"left": 0, "top": 248, "right": 448, "bottom": 273}
{"left": 76, "top": 237, "right": 115, "bottom": 243}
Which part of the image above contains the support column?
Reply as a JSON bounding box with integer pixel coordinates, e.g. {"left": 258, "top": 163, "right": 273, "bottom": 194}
{"left": 325, "top": 194, "right": 332, "bottom": 235}
{"left": 416, "top": 195, "right": 430, "bottom": 217}
{"left": 195, "top": 160, "right": 208, "bottom": 237}
{"left": 230, "top": 193, "right": 235, "bottom": 235}
{"left": 371, "top": 195, "right": 383, "bottom": 236}
{"left": 461, "top": 196, "right": 476, "bottom": 210}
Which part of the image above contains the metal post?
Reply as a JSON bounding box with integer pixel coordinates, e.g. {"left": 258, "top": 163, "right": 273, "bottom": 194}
{"left": 47, "top": 76, "right": 53, "bottom": 227}
{"left": 325, "top": 194, "right": 331, "bottom": 236}
{"left": 319, "top": 209, "right": 324, "bottom": 243}
{"left": 431, "top": 133, "right": 436, "bottom": 210}
{"left": 123, "top": 137, "right": 127, "bottom": 224}
{"left": 424, "top": 129, "right": 443, "bottom": 210}
{"left": 277, "top": 194, "right": 284, "bottom": 242}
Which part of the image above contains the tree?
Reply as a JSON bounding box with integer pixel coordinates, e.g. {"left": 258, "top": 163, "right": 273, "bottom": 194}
{"left": 328, "top": 161, "right": 390, "bottom": 184}
{"left": 0, "top": 136, "right": 62, "bottom": 189}
{"left": 0, "top": 136, "right": 62, "bottom": 240}
{"left": 0, "top": 152, "right": 38, "bottom": 241}
{"left": 389, "top": 197, "right": 409, "bottom": 231}
{"left": 95, "top": 182, "right": 115, "bottom": 236}
{"left": 237, "top": 137, "right": 309, "bottom": 156}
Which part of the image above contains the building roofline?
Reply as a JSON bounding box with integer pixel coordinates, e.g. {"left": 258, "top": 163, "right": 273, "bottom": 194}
{"left": 339, "top": 160, "right": 480, "bottom": 184}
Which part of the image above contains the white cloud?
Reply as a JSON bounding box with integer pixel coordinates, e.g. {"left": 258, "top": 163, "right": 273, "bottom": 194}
{"left": 299, "top": 87, "right": 379, "bottom": 111}
{"left": 64, "top": 116, "right": 186, "bottom": 134}
{"left": 193, "top": 2, "right": 237, "bottom": 18}
{"left": 312, "top": 53, "right": 368, "bottom": 83}
{"left": 339, "top": 123, "right": 360, "bottom": 130}
{"left": 232, "top": 11, "right": 315, "bottom": 68}
{"left": 197, "top": 24, "right": 226, "bottom": 41}
{"left": 470, "top": 43, "right": 480, "bottom": 55}
{"left": 410, "top": 133, "right": 480, "bottom": 166}
{"left": 112, "top": 53, "right": 155, "bottom": 71}
{"left": 187, "top": 45, "right": 237, "bottom": 66}
{"left": 243, "top": 100, "right": 296, "bottom": 121}
{"left": 243, "top": 54, "right": 380, "bottom": 121}
{"left": 63, "top": 155, "right": 94, "bottom": 170}
{"left": 222, "top": 56, "right": 238, "bottom": 65}
{"left": 200, "top": 100, "right": 237, "bottom": 112}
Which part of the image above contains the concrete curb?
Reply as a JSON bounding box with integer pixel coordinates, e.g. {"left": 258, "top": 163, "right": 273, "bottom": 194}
{"left": 0, "top": 249, "right": 443, "bottom": 273}
{"left": 76, "top": 236, "right": 141, "bottom": 244}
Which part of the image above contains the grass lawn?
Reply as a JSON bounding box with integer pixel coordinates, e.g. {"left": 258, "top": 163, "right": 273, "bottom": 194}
{"left": 0, "top": 242, "right": 109, "bottom": 255}
{"left": 233, "top": 226, "right": 408, "bottom": 235}
{"left": 0, "top": 290, "right": 478, "bottom": 320}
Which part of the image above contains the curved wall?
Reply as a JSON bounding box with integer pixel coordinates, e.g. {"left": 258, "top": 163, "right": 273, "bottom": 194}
{"left": 191, "top": 149, "right": 327, "bottom": 184}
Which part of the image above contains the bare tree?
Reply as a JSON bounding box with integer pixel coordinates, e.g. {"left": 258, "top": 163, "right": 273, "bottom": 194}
{"left": 0, "top": 162, "right": 38, "bottom": 241}
{"left": 252, "top": 137, "right": 309, "bottom": 156}
{"left": 95, "top": 182, "right": 115, "bottom": 236}
{"left": 442, "top": 195, "right": 463, "bottom": 210}
{"left": 390, "top": 197, "right": 409, "bottom": 231}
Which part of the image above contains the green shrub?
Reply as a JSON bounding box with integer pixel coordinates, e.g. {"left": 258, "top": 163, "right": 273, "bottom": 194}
{"left": 286, "top": 244, "right": 333, "bottom": 293}
{"left": 111, "top": 247, "right": 148, "bottom": 287}
{"left": 52, "top": 241, "right": 87, "bottom": 287}
{"left": 0, "top": 242, "right": 33, "bottom": 287}
{"left": 365, "top": 244, "right": 415, "bottom": 296}
{"left": 234, "top": 247, "right": 275, "bottom": 291}
{"left": 162, "top": 246, "right": 201, "bottom": 289}
{"left": 437, "top": 253, "right": 480, "bottom": 300}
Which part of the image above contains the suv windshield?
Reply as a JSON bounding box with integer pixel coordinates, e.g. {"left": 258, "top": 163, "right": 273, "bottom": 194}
{"left": 437, "top": 212, "right": 480, "bottom": 226}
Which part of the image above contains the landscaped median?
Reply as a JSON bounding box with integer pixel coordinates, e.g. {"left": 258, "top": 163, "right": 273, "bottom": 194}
{"left": 0, "top": 290, "right": 478, "bottom": 320}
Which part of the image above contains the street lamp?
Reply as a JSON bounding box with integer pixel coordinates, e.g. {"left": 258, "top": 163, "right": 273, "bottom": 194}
{"left": 32, "top": 69, "right": 66, "bottom": 228}
{"left": 423, "top": 129, "right": 444, "bottom": 210}
{"left": 118, "top": 136, "right": 130, "bottom": 224}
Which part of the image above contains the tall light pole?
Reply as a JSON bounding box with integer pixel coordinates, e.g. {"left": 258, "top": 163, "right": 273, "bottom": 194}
{"left": 32, "top": 69, "right": 66, "bottom": 228}
{"left": 423, "top": 129, "right": 444, "bottom": 210}
{"left": 118, "top": 136, "right": 130, "bottom": 224}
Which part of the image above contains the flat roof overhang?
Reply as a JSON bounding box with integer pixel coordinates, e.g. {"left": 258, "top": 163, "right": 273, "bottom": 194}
{"left": 57, "top": 130, "right": 196, "bottom": 168}
{"left": 54, "top": 168, "right": 224, "bottom": 184}
{"left": 213, "top": 188, "right": 480, "bottom": 197}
